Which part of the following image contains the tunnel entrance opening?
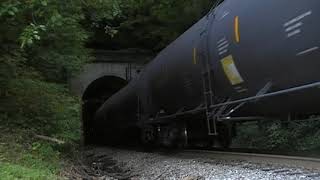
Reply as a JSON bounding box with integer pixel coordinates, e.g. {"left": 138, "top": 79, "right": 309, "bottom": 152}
{"left": 82, "top": 76, "right": 127, "bottom": 145}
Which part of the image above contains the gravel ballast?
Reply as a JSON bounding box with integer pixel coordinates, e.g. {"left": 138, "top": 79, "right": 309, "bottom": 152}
{"left": 81, "top": 147, "right": 320, "bottom": 180}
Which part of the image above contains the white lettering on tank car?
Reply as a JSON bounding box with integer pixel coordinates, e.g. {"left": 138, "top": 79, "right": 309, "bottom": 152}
{"left": 287, "top": 29, "right": 301, "bottom": 38}
{"left": 219, "top": 49, "right": 228, "bottom": 56}
{"left": 218, "top": 11, "right": 230, "bottom": 21}
{"left": 218, "top": 44, "right": 229, "bottom": 52}
{"left": 217, "top": 40, "right": 228, "bottom": 48}
{"left": 285, "top": 22, "right": 303, "bottom": 32}
{"left": 296, "top": 47, "right": 319, "bottom": 56}
{"left": 283, "top": 10, "right": 312, "bottom": 27}
{"left": 218, "top": 37, "right": 227, "bottom": 44}
{"left": 217, "top": 37, "right": 229, "bottom": 56}
{"left": 284, "top": 10, "right": 312, "bottom": 38}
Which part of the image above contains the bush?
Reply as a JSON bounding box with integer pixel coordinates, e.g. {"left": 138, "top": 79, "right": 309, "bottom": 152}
{"left": 1, "top": 78, "right": 81, "bottom": 141}
{"left": 0, "top": 1, "right": 120, "bottom": 179}
{"left": 233, "top": 120, "right": 320, "bottom": 152}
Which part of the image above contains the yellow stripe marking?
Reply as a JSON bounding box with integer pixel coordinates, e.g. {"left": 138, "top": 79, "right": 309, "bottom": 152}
{"left": 193, "top": 48, "right": 197, "bottom": 64}
{"left": 234, "top": 16, "right": 240, "bottom": 43}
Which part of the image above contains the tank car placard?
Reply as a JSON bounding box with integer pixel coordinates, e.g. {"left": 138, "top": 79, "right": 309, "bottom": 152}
{"left": 221, "top": 55, "right": 244, "bottom": 85}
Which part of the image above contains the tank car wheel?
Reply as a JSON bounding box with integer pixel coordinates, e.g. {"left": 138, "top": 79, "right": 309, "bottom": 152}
{"left": 140, "top": 126, "right": 157, "bottom": 148}
{"left": 163, "top": 123, "right": 188, "bottom": 148}
{"left": 175, "top": 124, "right": 189, "bottom": 148}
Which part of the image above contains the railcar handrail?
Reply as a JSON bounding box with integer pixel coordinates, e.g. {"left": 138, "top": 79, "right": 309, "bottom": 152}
{"left": 148, "top": 81, "right": 320, "bottom": 124}
{"left": 211, "top": 81, "right": 320, "bottom": 108}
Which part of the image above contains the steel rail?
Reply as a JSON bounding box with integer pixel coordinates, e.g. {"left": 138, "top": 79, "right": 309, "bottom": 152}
{"left": 180, "top": 150, "right": 320, "bottom": 170}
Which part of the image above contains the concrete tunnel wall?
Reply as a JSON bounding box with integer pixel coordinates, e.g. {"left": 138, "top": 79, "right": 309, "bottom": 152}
{"left": 70, "top": 63, "right": 144, "bottom": 144}
{"left": 69, "top": 50, "right": 152, "bottom": 144}
{"left": 70, "top": 63, "right": 142, "bottom": 97}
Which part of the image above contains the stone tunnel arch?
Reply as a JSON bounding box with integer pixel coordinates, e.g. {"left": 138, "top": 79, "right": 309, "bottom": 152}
{"left": 69, "top": 49, "right": 153, "bottom": 144}
{"left": 82, "top": 75, "right": 127, "bottom": 144}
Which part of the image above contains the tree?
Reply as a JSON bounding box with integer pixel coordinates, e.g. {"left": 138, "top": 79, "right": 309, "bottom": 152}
{"left": 89, "top": 0, "right": 215, "bottom": 50}
{"left": 0, "top": 0, "right": 215, "bottom": 136}
{"left": 0, "top": 0, "right": 119, "bottom": 137}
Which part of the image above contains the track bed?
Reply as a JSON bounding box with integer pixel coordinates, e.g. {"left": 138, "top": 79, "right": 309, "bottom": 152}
{"left": 68, "top": 146, "right": 320, "bottom": 179}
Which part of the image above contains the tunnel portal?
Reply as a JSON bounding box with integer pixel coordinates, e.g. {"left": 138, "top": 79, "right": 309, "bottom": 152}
{"left": 69, "top": 49, "right": 153, "bottom": 145}
{"left": 82, "top": 76, "right": 127, "bottom": 144}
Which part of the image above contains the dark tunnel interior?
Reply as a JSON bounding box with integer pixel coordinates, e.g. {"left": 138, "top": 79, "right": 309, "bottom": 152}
{"left": 82, "top": 76, "right": 127, "bottom": 145}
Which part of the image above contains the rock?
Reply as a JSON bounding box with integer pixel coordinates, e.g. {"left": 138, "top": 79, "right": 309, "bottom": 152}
{"left": 183, "top": 175, "right": 205, "bottom": 180}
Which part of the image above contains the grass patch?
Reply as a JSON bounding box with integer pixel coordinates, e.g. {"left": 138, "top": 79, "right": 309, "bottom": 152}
{"left": 0, "top": 118, "right": 80, "bottom": 179}
{"left": 0, "top": 163, "right": 57, "bottom": 180}
{"left": 0, "top": 79, "right": 82, "bottom": 179}
{"left": 0, "top": 128, "right": 61, "bottom": 179}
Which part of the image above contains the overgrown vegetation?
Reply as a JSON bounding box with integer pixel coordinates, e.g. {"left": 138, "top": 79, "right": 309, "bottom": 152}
{"left": 233, "top": 120, "right": 320, "bottom": 153}
{"left": 0, "top": 128, "right": 61, "bottom": 179}
{"left": 88, "top": 0, "right": 214, "bottom": 50}
{"left": 0, "top": 0, "right": 116, "bottom": 178}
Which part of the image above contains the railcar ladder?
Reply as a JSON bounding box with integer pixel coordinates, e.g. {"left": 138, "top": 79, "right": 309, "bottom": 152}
{"left": 202, "top": 67, "right": 218, "bottom": 136}
{"left": 199, "top": 5, "right": 221, "bottom": 136}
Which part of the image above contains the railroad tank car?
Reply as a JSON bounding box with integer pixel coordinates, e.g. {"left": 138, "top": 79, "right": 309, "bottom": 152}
{"left": 93, "top": 0, "right": 320, "bottom": 147}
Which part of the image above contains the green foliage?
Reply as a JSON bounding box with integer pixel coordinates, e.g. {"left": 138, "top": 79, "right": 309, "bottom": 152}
{"left": 1, "top": 78, "right": 81, "bottom": 140}
{"left": 88, "top": 0, "right": 215, "bottom": 50}
{"left": 0, "top": 1, "right": 19, "bottom": 17}
{"left": 0, "top": 163, "right": 58, "bottom": 180}
{"left": 0, "top": 0, "right": 94, "bottom": 139}
{"left": 83, "top": 0, "right": 122, "bottom": 21}
{"left": 20, "top": 23, "right": 46, "bottom": 48}
{"left": 0, "top": 0, "right": 92, "bottom": 82}
{"left": 233, "top": 121, "right": 320, "bottom": 152}
{"left": 232, "top": 123, "right": 268, "bottom": 149}
{"left": 0, "top": 1, "right": 117, "bottom": 178}
{"left": 0, "top": 128, "right": 61, "bottom": 179}
{"left": 264, "top": 123, "right": 294, "bottom": 150}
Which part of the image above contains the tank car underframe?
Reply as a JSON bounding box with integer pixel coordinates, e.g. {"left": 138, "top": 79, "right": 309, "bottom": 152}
{"left": 137, "top": 80, "right": 320, "bottom": 148}
{"left": 139, "top": 81, "right": 318, "bottom": 123}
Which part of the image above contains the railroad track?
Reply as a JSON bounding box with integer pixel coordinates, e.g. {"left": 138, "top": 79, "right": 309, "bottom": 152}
{"left": 80, "top": 146, "right": 320, "bottom": 179}
{"left": 173, "top": 150, "right": 320, "bottom": 178}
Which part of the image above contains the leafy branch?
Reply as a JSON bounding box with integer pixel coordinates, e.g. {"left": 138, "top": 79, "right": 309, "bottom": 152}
{"left": 20, "top": 23, "right": 46, "bottom": 49}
